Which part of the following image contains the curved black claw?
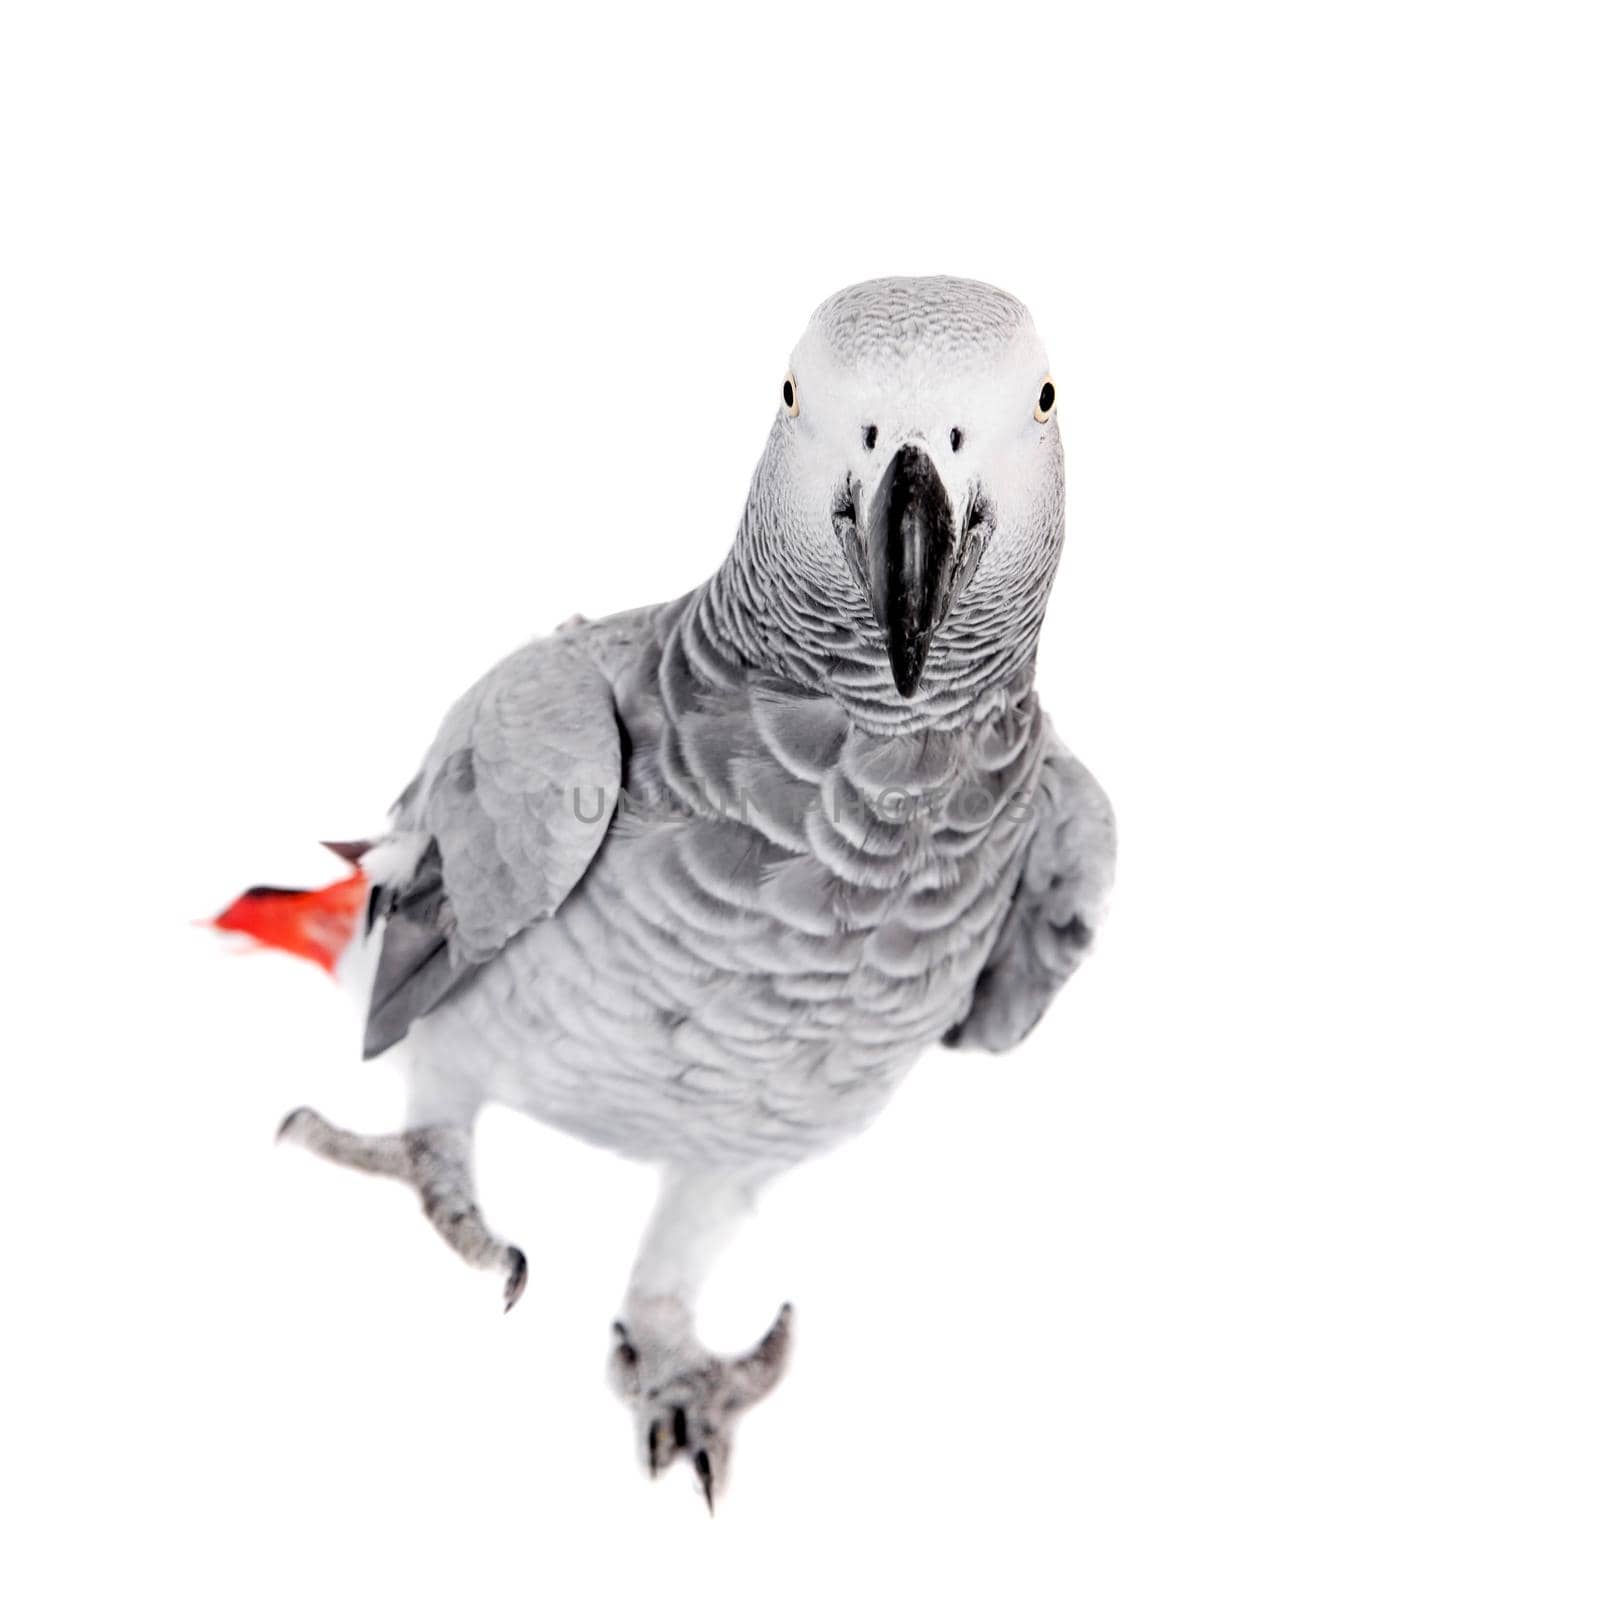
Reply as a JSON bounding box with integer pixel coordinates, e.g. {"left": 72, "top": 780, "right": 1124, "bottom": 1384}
{"left": 503, "top": 1248, "right": 528, "bottom": 1313}
{"left": 693, "top": 1447, "right": 715, "bottom": 1514}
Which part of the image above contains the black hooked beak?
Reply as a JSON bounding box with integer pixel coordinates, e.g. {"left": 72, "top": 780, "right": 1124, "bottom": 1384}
{"left": 866, "top": 443, "right": 961, "bottom": 698}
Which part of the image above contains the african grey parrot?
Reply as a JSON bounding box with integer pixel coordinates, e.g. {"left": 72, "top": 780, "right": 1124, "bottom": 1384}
{"left": 216, "top": 276, "right": 1116, "bottom": 1508}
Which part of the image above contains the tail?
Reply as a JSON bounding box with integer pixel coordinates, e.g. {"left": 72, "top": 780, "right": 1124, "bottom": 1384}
{"left": 212, "top": 867, "right": 369, "bottom": 974}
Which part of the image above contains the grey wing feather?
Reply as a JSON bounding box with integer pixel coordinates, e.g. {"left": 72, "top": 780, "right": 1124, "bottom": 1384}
{"left": 946, "top": 724, "right": 1116, "bottom": 1053}
{"left": 363, "top": 635, "right": 622, "bottom": 1058}
{"left": 363, "top": 841, "right": 460, "bottom": 1058}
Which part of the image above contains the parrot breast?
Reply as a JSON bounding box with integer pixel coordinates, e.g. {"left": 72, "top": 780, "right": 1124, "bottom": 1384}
{"left": 403, "top": 601, "right": 1048, "bottom": 1168}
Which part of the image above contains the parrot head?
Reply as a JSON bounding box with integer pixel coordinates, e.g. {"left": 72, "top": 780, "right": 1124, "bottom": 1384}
{"left": 740, "top": 277, "right": 1065, "bottom": 708}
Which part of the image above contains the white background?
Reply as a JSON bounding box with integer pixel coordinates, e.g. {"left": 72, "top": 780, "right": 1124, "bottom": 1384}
{"left": 4, "top": 3, "right": 1597, "bottom": 1594}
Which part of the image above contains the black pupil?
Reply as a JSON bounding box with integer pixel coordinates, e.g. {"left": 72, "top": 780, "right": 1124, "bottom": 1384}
{"left": 1038, "top": 381, "right": 1055, "bottom": 413}
{"left": 863, "top": 425, "right": 878, "bottom": 450}
{"left": 782, "top": 379, "right": 795, "bottom": 409}
{"left": 950, "top": 428, "right": 963, "bottom": 452}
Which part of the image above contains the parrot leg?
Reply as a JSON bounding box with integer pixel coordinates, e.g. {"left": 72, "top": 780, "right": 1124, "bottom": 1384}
{"left": 276, "top": 1107, "right": 528, "bottom": 1311}
{"left": 607, "top": 1168, "right": 793, "bottom": 1511}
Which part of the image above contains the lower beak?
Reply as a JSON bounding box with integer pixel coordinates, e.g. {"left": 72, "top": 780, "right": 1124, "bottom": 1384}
{"left": 866, "top": 443, "right": 961, "bottom": 698}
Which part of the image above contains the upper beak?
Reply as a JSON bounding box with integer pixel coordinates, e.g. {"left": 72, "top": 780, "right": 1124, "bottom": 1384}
{"left": 865, "top": 443, "right": 962, "bottom": 697}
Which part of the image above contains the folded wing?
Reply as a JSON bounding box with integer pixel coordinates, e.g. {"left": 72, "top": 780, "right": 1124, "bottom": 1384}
{"left": 364, "top": 635, "right": 622, "bottom": 1058}
{"left": 946, "top": 725, "right": 1116, "bottom": 1052}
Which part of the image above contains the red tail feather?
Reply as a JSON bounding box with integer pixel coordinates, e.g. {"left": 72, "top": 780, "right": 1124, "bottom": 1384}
{"left": 212, "top": 871, "right": 368, "bottom": 974}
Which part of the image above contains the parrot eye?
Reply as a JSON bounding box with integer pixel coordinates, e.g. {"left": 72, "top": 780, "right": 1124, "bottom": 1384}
{"left": 782, "top": 372, "right": 799, "bottom": 416}
{"left": 1034, "top": 378, "right": 1057, "bottom": 423}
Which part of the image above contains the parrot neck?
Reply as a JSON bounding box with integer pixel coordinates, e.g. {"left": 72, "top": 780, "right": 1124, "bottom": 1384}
{"left": 693, "top": 515, "right": 1052, "bottom": 734}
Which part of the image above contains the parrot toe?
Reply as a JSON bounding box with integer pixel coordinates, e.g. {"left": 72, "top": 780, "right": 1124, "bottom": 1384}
{"left": 275, "top": 1105, "right": 318, "bottom": 1143}
{"left": 607, "top": 1321, "right": 642, "bottom": 1398}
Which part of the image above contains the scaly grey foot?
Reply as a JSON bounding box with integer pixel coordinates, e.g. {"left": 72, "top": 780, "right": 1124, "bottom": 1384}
{"left": 608, "top": 1302, "right": 794, "bottom": 1511}
{"left": 277, "top": 1107, "right": 527, "bottom": 1311}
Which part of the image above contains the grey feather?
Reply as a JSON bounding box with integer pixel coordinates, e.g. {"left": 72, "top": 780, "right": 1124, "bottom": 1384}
{"left": 363, "top": 634, "right": 621, "bottom": 1054}
{"left": 943, "top": 728, "right": 1116, "bottom": 1053}
{"left": 364, "top": 842, "right": 459, "bottom": 1058}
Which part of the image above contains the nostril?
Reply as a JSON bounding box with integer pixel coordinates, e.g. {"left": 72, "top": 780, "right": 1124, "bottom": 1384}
{"left": 863, "top": 424, "right": 878, "bottom": 451}
{"left": 949, "top": 427, "right": 964, "bottom": 453}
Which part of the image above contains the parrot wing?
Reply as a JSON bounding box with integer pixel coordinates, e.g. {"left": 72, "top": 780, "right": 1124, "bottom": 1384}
{"left": 363, "top": 634, "right": 622, "bottom": 1058}
{"left": 945, "top": 723, "right": 1116, "bottom": 1052}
